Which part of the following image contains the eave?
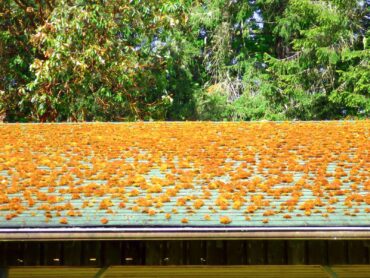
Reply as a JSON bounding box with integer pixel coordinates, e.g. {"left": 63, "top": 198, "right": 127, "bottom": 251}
{"left": 1, "top": 226, "right": 370, "bottom": 241}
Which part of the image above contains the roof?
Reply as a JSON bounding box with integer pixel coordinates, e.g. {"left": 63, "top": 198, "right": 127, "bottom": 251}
{"left": 0, "top": 121, "right": 369, "bottom": 239}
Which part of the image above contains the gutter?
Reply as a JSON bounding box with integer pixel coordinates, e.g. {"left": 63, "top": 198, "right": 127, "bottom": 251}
{"left": 1, "top": 226, "right": 370, "bottom": 241}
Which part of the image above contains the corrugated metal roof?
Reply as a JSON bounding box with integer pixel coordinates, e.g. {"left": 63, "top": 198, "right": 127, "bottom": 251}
{"left": 0, "top": 121, "right": 369, "bottom": 237}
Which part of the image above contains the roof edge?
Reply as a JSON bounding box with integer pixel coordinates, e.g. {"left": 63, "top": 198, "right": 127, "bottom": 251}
{"left": 1, "top": 227, "right": 370, "bottom": 241}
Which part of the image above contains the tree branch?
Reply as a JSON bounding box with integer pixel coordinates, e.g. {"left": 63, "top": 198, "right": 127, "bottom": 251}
{"left": 35, "top": 0, "right": 44, "bottom": 21}
{"left": 45, "top": 0, "right": 54, "bottom": 11}
{"left": 13, "top": 0, "right": 28, "bottom": 12}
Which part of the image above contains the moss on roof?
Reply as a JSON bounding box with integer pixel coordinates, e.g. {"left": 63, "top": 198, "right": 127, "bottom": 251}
{"left": 0, "top": 121, "right": 369, "bottom": 228}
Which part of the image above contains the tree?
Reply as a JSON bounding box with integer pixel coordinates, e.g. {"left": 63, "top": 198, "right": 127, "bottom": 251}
{"left": 1, "top": 0, "right": 368, "bottom": 121}
{"left": 26, "top": 0, "right": 191, "bottom": 121}
{"left": 264, "top": 0, "right": 369, "bottom": 119}
{"left": 0, "top": 0, "right": 55, "bottom": 121}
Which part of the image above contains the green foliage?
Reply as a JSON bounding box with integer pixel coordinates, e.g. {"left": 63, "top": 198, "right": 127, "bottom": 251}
{"left": 25, "top": 0, "right": 189, "bottom": 121}
{"left": 0, "top": 0, "right": 369, "bottom": 121}
{"left": 264, "top": 0, "right": 369, "bottom": 119}
{"left": 195, "top": 89, "right": 229, "bottom": 121}
{"left": 0, "top": 0, "right": 54, "bottom": 121}
{"left": 195, "top": 86, "right": 285, "bottom": 121}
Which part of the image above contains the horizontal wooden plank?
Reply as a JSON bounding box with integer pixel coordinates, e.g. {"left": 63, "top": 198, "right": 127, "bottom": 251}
{"left": 8, "top": 267, "right": 99, "bottom": 278}
{"left": 9, "top": 265, "right": 370, "bottom": 278}
{"left": 104, "top": 266, "right": 328, "bottom": 278}
{"left": 331, "top": 265, "right": 370, "bottom": 278}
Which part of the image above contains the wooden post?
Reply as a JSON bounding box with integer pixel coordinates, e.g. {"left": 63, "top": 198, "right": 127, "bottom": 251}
{"left": 186, "top": 241, "right": 206, "bottom": 265}
{"left": 102, "top": 241, "right": 121, "bottom": 266}
{"left": 145, "top": 241, "right": 164, "bottom": 265}
{"left": 206, "top": 241, "right": 225, "bottom": 265}
{"left": 5, "top": 243, "right": 24, "bottom": 266}
{"left": 82, "top": 242, "right": 101, "bottom": 266}
{"left": 307, "top": 240, "right": 327, "bottom": 265}
{"left": 0, "top": 243, "right": 6, "bottom": 267}
{"left": 328, "top": 240, "right": 347, "bottom": 265}
{"left": 63, "top": 242, "right": 82, "bottom": 266}
{"left": 246, "top": 240, "right": 266, "bottom": 264}
{"left": 122, "top": 241, "right": 145, "bottom": 265}
{"left": 347, "top": 240, "right": 367, "bottom": 264}
{"left": 42, "top": 242, "right": 62, "bottom": 266}
{"left": 267, "top": 241, "right": 286, "bottom": 264}
{"left": 225, "top": 240, "right": 245, "bottom": 265}
{"left": 287, "top": 241, "right": 306, "bottom": 264}
{"left": 166, "top": 241, "right": 184, "bottom": 265}
{"left": 0, "top": 268, "right": 8, "bottom": 278}
{"left": 24, "top": 242, "right": 41, "bottom": 265}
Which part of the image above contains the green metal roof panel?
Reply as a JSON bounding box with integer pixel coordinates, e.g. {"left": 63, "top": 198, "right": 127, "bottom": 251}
{"left": 0, "top": 121, "right": 369, "bottom": 231}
